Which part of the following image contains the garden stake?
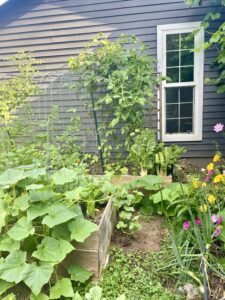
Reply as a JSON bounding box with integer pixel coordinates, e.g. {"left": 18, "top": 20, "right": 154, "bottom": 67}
{"left": 91, "top": 92, "right": 105, "bottom": 174}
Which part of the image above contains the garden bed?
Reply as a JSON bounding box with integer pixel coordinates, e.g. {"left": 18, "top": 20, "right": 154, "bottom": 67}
{"left": 62, "top": 200, "right": 116, "bottom": 279}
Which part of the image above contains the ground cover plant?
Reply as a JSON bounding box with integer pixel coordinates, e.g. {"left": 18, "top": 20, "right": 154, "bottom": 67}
{"left": 73, "top": 242, "right": 184, "bottom": 300}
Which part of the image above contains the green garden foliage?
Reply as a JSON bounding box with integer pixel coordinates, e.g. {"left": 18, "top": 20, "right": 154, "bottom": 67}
{"left": 69, "top": 33, "right": 159, "bottom": 167}
{"left": 187, "top": 0, "right": 225, "bottom": 93}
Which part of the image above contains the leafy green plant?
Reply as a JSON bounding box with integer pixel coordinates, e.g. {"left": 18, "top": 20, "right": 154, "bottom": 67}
{"left": 163, "top": 152, "right": 225, "bottom": 297}
{"left": 186, "top": 0, "right": 225, "bottom": 93}
{"left": 0, "top": 165, "right": 117, "bottom": 299}
{"left": 129, "top": 129, "right": 157, "bottom": 176}
{"left": 69, "top": 33, "right": 159, "bottom": 167}
{"left": 96, "top": 247, "right": 183, "bottom": 300}
{"left": 155, "top": 145, "right": 186, "bottom": 176}
{"left": 0, "top": 51, "right": 39, "bottom": 151}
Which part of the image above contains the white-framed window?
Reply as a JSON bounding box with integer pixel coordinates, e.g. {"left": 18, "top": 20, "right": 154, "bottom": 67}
{"left": 157, "top": 22, "right": 204, "bottom": 142}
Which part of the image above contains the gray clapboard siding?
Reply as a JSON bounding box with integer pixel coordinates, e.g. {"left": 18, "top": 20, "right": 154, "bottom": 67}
{"left": 0, "top": 0, "right": 224, "bottom": 160}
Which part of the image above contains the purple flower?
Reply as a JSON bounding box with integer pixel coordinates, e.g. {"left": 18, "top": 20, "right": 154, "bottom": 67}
{"left": 204, "top": 176, "right": 210, "bottom": 182}
{"left": 183, "top": 221, "right": 190, "bottom": 231}
{"left": 217, "top": 216, "right": 223, "bottom": 225}
{"left": 208, "top": 170, "right": 214, "bottom": 176}
{"left": 212, "top": 214, "right": 218, "bottom": 223}
{"left": 195, "top": 218, "right": 201, "bottom": 225}
{"left": 214, "top": 226, "right": 221, "bottom": 237}
{"left": 214, "top": 123, "right": 224, "bottom": 133}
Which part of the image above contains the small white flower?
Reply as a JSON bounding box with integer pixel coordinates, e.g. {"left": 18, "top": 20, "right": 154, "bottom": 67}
{"left": 201, "top": 168, "right": 206, "bottom": 172}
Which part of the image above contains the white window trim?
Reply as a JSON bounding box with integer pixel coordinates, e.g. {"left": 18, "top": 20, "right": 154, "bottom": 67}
{"left": 157, "top": 22, "right": 204, "bottom": 142}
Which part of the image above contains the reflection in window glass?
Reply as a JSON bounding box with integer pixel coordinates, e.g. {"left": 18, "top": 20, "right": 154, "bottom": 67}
{"left": 166, "top": 34, "right": 179, "bottom": 50}
{"left": 165, "top": 87, "right": 194, "bottom": 134}
{"left": 166, "top": 33, "right": 194, "bottom": 83}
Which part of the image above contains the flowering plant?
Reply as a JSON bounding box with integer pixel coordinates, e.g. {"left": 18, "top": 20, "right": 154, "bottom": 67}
{"left": 167, "top": 123, "right": 225, "bottom": 294}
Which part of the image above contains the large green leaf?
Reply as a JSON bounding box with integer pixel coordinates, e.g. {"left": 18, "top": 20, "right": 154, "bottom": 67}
{"left": 0, "top": 169, "right": 26, "bottom": 189}
{"left": 52, "top": 223, "right": 71, "bottom": 241}
{"left": 85, "top": 286, "right": 102, "bottom": 300}
{"left": 49, "top": 278, "right": 74, "bottom": 299}
{"left": 42, "top": 204, "right": 77, "bottom": 228}
{"left": 30, "top": 293, "right": 49, "bottom": 300}
{"left": 7, "top": 216, "right": 34, "bottom": 241}
{"left": 52, "top": 168, "right": 78, "bottom": 185}
{"left": 0, "top": 250, "right": 28, "bottom": 283}
{"left": 0, "top": 209, "right": 7, "bottom": 234}
{"left": 73, "top": 292, "right": 83, "bottom": 300}
{"left": 23, "top": 263, "right": 54, "bottom": 296}
{"left": 14, "top": 194, "right": 30, "bottom": 211}
{"left": 68, "top": 265, "right": 93, "bottom": 283}
{"left": 27, "top": 203, "right": 49, "bottom": 221}
{"left": 0, "top": 236, "right": 20, "bottom": 252}
{"left": 29, "top": 189, "right": 55, "bottom": 203}
{"left": 126, "top": 175, "right": 164, "bottom": 191}
{"left": 32, "top": 237, "right": 74, "bottom": 263}
{"left": 0, "top": 280, "right": 13, "bottom": 296}
{"left": 69, "top": 219, "right": 98, "bottom": 243}
{"left": 25, "top": 168, "right": 46, "bottom": 180}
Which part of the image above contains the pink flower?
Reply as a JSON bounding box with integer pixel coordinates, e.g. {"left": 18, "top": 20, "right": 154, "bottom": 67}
{"left": 208, "top": 170, "right": 214, "bottom": 176}
{"left": 214, "top": 226, "right": 221, "bottom": 237}
{"left": 214, "top": 123, "right": 224, "bottom": 133}
{"left": 212, "top": 214, "right": 218, "bottom": 223}
{"left": 217, "top": 216, "right": 223, "bottom": 225}
{"left": 195, "top": 218, "right": 201, "bottom": 225}
{"left": 183, "top": 220, "right": 190, "bottom": 231}
{"left": 205, "top": 176, "right": 210, "bottom": 182}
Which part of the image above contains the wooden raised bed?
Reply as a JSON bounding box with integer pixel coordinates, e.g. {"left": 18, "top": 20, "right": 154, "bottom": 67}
{"left": 61, "top": 175, "right": 171, "bottom": 279}
{"left": 62, "top": 200, "right": 116, "bottom": 279}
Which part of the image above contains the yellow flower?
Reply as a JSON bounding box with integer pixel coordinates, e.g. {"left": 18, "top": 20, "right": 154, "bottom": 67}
{"left": 214, "top": 174, "right": 224, "bottom": 184}
{"left": 213, "top": 154, "right": 221, "bottom": 163}
{"left": 207, "top": 194, "right": 216, "bottom": 205}
{"left": 193, "top": 180, "right": 200, "bottom": 189}
{"left": 202, "top": 182, "right": 207, "bottom": 187}
{"left": 207, "top": 163, "right": 214, "bottom": 172}
{"left": 200, "top": 204, "right": 208, "bottom": 212}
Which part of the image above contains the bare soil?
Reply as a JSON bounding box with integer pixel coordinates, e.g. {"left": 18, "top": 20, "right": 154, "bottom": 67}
{"left": 111, "top": 215, "right": 163, "bottom": 252}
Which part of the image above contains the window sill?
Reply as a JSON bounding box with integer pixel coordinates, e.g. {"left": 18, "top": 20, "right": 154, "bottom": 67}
{"left": 162, "top": 133, "right": 202, "bottom": 142}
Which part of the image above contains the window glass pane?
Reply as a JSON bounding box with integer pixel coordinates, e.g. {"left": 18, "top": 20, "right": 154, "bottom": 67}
{"left": 180, "top": 103, "right": 193, "bottom": 118}
{"left": 180, "top": 118, "right": 193, "bottom": 133}
{"left": 166, "top": 34, "right": 179, "bottom": 50}
{"left": 180, "top": 87, "right": 193, "bottom": 103}
{"left": 166, "top": 119, "right": 179, "bottom": 133}
{"left": 181, "top": 50, "right": 194, "bottom": 66}
{"left": 166, "top": 104, "right": 179, "bottom": 118}
{"left": 180, "top": 66, "right": 193, "bottom": 82}
{"left": 167, "top": 51, "right": 179, "bottom": 67}
{"left": 181, "top": 33, "right": 194, "bottom": 49}
{"left": 166, "top": 88, "right": 179, "bottom": 103}
{"left": 167, "top": 67, "right": 179, "bottom": 82}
